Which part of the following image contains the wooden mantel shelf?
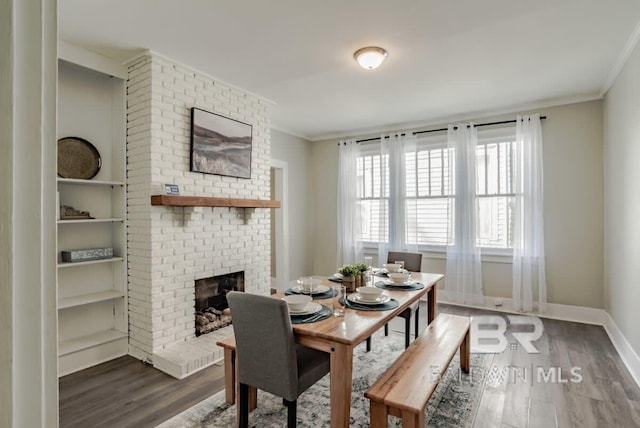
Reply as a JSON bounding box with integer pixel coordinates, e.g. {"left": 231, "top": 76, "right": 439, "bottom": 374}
{"left": 150, "top": 195, "right": 281, "bottom": 209}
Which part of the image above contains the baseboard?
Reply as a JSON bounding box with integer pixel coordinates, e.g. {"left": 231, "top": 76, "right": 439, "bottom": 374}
{"left": 601, "top": 312, "right": 640, "bottom": 388}
{"left": 437, "top": 296, "right": 640, "bottom": 388}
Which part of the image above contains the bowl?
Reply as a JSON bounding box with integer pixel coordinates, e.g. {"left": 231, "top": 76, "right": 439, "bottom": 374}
{"left": 298, "top": 276, "right": 322, "bottom": 293}
{"left": 388, "top": 272, "right": 411, "bottom": 284}
{"left": 282, "top": 295, "right": 312, "bottom": 311}
{"left": 383, "top": 263, "right": 401, "bottom": 273}
{"left": 356, "top": 286, "right": 384, "bottom": 300}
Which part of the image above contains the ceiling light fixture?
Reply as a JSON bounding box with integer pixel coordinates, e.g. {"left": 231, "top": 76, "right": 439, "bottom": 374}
{"left": 354, "top": 46, "right": 388, "bottom": 70}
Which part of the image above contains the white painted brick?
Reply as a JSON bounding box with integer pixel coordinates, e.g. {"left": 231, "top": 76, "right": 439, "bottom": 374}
{"left": 127, "top": 52, "right": 271, "bottom": 367}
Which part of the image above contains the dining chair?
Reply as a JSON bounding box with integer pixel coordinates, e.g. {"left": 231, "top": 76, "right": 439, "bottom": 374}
{"left": 384, "top": 251, "right": 423, "bottom": 348}
{"left": 227, "top": 291, "right": 330, "bottom": 428}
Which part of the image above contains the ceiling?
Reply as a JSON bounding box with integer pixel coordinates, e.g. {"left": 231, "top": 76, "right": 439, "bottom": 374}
{"left": 59, "top": 0, "right": 640, "bottom": 141}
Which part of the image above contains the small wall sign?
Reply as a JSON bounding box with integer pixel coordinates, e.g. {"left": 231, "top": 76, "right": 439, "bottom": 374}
{"left": 164, "top": 183, "right": 180, "bottom": 195}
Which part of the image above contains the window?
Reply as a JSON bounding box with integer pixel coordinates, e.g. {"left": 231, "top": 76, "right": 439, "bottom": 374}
{"left": 476, "top": 140, "right": 515, "bottom": 249}
{"left": 356, "top": 130, "right": 516, "bottom": 249}
{"left": 356, "top": 153, "right": 388, "bottom": 243}
{"left": 405, "top": 146, "right": 453, "bottom": 246}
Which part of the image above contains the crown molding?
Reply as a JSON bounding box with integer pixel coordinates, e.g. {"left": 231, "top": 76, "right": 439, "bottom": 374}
{"left": 307, "top": 94, "right": 602, "bottom": 142}
{"left": 601, "top": 18, "right": 640, "bottom": 96}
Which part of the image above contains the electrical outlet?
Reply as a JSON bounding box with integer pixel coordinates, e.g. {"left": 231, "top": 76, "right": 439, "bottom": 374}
{"left": 494, "top": 298, "right": 503, "bottom": 307}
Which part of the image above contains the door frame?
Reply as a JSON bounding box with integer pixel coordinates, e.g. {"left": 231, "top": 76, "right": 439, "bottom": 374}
{"left": 270, "top": 159, "right": 289, "bottom": 292}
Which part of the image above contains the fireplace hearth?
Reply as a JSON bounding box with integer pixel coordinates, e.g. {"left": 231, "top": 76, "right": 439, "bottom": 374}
{"left": 195, "top": 271, "right": 244, "bottom": 336}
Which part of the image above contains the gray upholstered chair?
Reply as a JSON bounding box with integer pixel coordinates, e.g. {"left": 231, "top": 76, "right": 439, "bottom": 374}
{"left": 385, "top": 251, "right": 423, "bottom": 348}
{"left": 227, "top": 291, "right": 330, "bottom": 428}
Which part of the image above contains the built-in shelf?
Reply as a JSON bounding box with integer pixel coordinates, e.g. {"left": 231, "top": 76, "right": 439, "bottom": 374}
{"left": 57, "top": 178, "right": 125, "bottom": 187}
{"left": 58, "top": 290, "right": 125, "bottom": 309}
{"left": 57, "top": 257, "right": 125, "bottom": 268}
{"left": 57, "top": 218, "right": 124, "bottom": 224}
{"left": 58, "top": 329, "right": 128, "bottom": 356}
{"left": 151, "top": 195, "right": 281, "bottom": 208}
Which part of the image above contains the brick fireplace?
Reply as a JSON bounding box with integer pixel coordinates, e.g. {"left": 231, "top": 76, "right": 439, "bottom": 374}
{"left": 125, "top": 52, "right": 273, "bottom": 378}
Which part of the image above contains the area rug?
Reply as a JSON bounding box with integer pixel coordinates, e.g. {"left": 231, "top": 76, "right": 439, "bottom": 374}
{"left": 157, "top": 332, "right": 492, "bottom": 428}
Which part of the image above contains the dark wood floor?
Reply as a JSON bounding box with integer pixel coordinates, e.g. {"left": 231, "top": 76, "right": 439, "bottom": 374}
{"left": 59, "top": 304, "right": 640, "bottom": 427}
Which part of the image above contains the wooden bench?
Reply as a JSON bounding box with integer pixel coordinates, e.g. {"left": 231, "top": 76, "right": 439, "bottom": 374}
{"left": 364, "top": 313, "right": 471, "bottom": 428}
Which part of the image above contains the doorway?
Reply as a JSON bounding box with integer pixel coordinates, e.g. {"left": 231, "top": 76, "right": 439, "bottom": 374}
{"left": 270, "top": 160, "right": 289, "bottom": 292}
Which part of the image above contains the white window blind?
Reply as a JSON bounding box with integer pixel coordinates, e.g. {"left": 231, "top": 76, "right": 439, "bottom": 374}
{"left": 405, "top": 146, "right": 453, "bottom": 246}
{"left": 356, "top": 153, "right": 388, "bottom": 243}
{"left": 356, "top": 130, "right": 516, "bottom": 249}
{"left": 476, "top": 140, "right": 515, "bottom": 249}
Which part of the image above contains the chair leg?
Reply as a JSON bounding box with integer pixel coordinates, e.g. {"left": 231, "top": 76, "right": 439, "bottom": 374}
{"left": 238, "top": 383, "right": 249, "bottom": 428}
{"left": 366, "top": 336, "right": 371, "bottom": 352}
{"left": 384, "top": 323, "right": 389, "bottom": 336}
{"left": 284, "top": 399, "right": 297, "bottom": 428}
{"left": 414, "top": 307, "right": 420, "bottom": 339}
{"left": 404, "top": 316, "right": 410, "bottom": 348}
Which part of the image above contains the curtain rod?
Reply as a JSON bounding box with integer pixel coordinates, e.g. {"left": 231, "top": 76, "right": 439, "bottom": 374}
{"left": 337, "top": 116, "right": 547, "bottom": 145}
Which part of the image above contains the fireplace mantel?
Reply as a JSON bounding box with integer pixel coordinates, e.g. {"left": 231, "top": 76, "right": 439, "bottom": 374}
{"left": 150, "top": 195, "right": 281, "bottom": 208}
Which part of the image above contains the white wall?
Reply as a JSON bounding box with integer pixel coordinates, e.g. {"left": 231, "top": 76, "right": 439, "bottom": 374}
{"left": 1, "top": 0, "right": 58, "bottom": 426}
{"left": 271, "top": 129, "right": 315, "bottom": 281}
{"left": 312, "top": 100, "right": 604, "bottom": 308}
{"left": 603, "top": 41, "right": 640, "bottom": 356}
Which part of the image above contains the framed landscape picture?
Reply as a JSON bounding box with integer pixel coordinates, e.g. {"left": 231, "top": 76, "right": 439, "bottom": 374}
{"left": 190, "top": 107, "right": 253, "bottom": 179}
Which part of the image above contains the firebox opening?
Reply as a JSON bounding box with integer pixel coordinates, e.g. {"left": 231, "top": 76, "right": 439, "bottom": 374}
{"left": 194, "top": 271, "right": 244, "bottom": 336}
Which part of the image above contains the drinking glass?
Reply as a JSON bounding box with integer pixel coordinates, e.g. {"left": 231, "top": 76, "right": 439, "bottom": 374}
{"left": 394, "top": 260, "right": 405, "bottom": 272}
{"left": 364, "top": 256, "right": 373, "bottom": 269}
{"left": 333, "top": 285, "right": 346, "bottom": 317}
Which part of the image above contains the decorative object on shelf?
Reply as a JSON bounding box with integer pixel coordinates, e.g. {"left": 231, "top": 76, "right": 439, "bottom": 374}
{"left": 190, "top": 107, "right": 252, "bottom": 179}
{"left": 60, "top": 205, "right": 94, "bottom": 220}
{"left": 61, "top": 247, "right": 113, "bottom": 263}
{"left": 57, "top": 137, "right": 102, "bottom": 179}
{"left": 164, "top": 183, "right": 180, "bottom": 195}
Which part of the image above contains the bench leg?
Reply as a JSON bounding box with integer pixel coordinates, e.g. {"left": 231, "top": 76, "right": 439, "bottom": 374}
{"left": 369, "top": 401, "right": 388, "bottom": 428}
{"left": 401, "top": 409, "right": 424, "bottom": 428}
{"left": 224, "top": 348, "right": 235, "bottom": 404}
{"left": 460, "top": 327, "right": 470, "bottom": 373}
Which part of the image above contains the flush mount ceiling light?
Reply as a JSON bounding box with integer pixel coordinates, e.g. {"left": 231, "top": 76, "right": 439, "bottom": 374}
{"left": 354, "top": 46, "right": 388, "bottom": 70}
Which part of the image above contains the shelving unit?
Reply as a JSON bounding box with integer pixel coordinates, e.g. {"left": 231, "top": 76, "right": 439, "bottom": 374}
{"left": 56, "top": 58, "right": 128, "bottom": 377}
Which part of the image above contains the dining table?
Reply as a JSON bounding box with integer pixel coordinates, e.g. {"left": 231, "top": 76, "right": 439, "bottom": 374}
{"left": 218, "top": 271, "right": 444, "bottom": 428}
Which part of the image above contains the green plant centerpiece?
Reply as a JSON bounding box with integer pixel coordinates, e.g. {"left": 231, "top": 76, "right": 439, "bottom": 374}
{"left": 338, "top": 265, "right": 359, "bottom": 292}
{"left": 339, "top": 263, "right": 370, "bottom": 292}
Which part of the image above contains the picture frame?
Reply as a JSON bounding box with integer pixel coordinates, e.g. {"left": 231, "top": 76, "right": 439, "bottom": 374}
{"left": 190, "top": 107, "right": 253, "bottom": 179}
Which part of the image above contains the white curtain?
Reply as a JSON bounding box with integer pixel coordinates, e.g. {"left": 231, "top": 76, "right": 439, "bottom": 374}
{"left": 445, "top": 123, "right": 484, "bottom": 305}
{"left": 336, "top": 139, "right": 363, "bottom": 267}
{"left": 376, "top": 133, "right": 418, "bottom": 264}
{"left": 513, "top": 114, "right": 547, "bottom": 312}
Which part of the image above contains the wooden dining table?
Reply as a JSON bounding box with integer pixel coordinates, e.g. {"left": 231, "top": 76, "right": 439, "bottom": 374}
{"left": 218, "top": 271, "right": 444, "bottom": 428}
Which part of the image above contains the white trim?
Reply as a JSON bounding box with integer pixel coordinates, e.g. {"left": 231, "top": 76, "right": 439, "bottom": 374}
{"left": 600, "top": 18, "right": 640, "bottom": 96}
{"left": 271, "top": 125, "right": 309, "bottom": 141}
{"left": 123, "top": 50, "right": 276, "bottom": 106}
{"left": 59, "top": 41, "right": 128, "bottom": 79}
{"left": 438, "top": 296, "right": 640, "bottom": 388}
{"left": 602, "top": 312, "right": 640, "bottom": 388}
{"left": 270, "top": 159, "right": 289, "bottom": 292}
{"left": 308, "top": 94, "right": 601, "bottom": 142}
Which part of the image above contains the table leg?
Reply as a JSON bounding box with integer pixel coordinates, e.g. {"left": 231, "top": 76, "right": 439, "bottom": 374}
{"left": 330, "top": 343, "right": 353, "bottom": 428}
{"left": 427, "top": 284, "right": 437, "bottom": 324}
{"left": 224, "top": 348, "right": 235, "bottom": 405}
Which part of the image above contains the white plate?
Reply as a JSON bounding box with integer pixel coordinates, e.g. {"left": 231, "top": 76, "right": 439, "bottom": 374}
{"left": 348, "top": 293, "right": 391, "bottom": 305}
{"left": 292, "top": 284, "right": 330, "bottom": 295}
{"left": 289, "top": 302, "right": 322, "bottom": 315}
{"left": 383, "top": 279, "right": 418, "bottom": 287}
